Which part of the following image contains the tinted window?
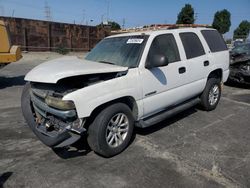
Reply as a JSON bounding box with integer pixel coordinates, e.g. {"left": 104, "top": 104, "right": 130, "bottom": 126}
{"left": 180, "top": 32, "right": 205, "bottom": 59}
{"left": 147, "top": 34, "right": 180, "bottom": 64}
{"left": 86, "top": 35, "right": 148, "bottom": 68}
{"left": 201, "top": 30, "right": 227, "bottom": 52}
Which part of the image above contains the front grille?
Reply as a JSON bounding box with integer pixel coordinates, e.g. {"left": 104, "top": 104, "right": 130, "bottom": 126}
{"left": 30, "top": 89, "right": 77, "bottom": 120}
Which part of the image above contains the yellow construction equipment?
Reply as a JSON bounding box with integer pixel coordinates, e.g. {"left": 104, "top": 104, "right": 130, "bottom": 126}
{"left": 0, "top": 20, "right": 22, "bottom": 68}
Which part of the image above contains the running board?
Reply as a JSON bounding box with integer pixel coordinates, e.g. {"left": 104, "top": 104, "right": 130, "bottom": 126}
{"left": 137, "top": 98, "right": 200, "bottom": 128}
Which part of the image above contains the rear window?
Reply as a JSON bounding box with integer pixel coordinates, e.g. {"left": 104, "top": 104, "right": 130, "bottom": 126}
{"left": 180, "top": 32, "right": 205, "bottom": 59}
{"left": 201, "top": 30, "right": 227, "bottom": 52}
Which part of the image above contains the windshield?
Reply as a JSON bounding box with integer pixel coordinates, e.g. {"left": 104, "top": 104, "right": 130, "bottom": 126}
{"left": 232, "top": 43, "right": 250, "bottom": 54}
{"left": 85, "top": 35, "right": 148, "bottom": 68}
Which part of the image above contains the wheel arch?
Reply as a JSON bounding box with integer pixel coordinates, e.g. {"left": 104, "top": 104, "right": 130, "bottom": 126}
{"left": 208, "top": 68, "right": 223, "bottom": 81}
{"left": 86, "top": 96, "right": 138, "bottom": 125}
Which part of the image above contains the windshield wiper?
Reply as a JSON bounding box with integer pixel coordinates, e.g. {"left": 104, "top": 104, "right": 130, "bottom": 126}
{"left": 98, "top": 61, "right": 115, "bottom": 65}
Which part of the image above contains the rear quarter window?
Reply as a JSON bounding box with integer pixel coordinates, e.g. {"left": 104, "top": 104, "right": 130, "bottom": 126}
{"left": 201, "top": 30, "right": 228, "bottom": 52}
{"left": 179, "top": 32, "right": 205, "bottom": 59}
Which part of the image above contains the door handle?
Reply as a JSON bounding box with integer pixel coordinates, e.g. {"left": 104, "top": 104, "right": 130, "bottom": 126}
{"left": 204, "top": 60, "right": 209, "bottom": 66}
{"left": 179, "top": 67, "right": 186, "bottom": 74}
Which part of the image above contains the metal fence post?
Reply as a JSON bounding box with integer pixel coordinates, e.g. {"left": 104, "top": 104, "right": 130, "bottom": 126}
{"left": 23, "top": 27, "right": 28, "bottom": 51}
{"left": 48, "top": 23, "right": 51, "bottom": 51}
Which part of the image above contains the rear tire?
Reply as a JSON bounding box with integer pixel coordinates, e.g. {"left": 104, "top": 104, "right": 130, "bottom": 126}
{"left": 200, "top": 78, "right": 221, "bottom": 111}
{"left": 87, "top": 103, "right": 134, "bottom": 157}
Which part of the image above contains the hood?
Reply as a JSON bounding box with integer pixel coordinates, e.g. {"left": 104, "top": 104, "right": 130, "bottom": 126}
{"left": 25, "top": 56, "right": 128, "bottom": 83}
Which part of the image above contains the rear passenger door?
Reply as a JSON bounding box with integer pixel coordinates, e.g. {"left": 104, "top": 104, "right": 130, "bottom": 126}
{"left": 200, "top": 30, "right": 229, "bottom": 76}
{"left": 179, "top": 32, "right": 210, "bottom": 97}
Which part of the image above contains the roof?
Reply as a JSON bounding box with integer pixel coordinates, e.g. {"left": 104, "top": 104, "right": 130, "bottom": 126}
{"left": 109, "top": 24, "right": 215, "bottom": 38}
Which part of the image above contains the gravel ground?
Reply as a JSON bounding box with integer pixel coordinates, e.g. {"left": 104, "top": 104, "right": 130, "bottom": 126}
{"left": 0, "top": 52, "right": 250, "bottom": 188}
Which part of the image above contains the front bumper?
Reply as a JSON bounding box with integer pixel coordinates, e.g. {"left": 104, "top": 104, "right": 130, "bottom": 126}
{"left": 30, "top": 88, "right": 86, "bottom": 147}
{"left": 229, "top": 67, "right": 250, "bottom": 84}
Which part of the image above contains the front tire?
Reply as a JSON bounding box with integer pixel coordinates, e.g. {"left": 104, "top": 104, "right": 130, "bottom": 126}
{"left": 87, "top": 103, "right": 134, "bottom": 157}
{"left": 200, "top": 78, "right": 222, "bottom": 111}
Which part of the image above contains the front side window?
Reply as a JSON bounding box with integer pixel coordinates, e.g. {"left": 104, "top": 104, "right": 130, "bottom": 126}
{"left": 147, "top": 34, "right": 180, "bottom": 65}
{"left": 85, "top": 35, "right": 148, "bottom": 68}
{"left": 180, "top": 32, "right": 205, "bottom": 59}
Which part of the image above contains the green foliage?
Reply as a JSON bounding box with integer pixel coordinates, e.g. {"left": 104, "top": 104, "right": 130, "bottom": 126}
{"left": 97, "top": 21, "right": 121, "bottom": 30}
{"left": 212, "top": 9, "right": 231, "bottom": 34}
{"left": 109, "top": 21, "right": 121, "bottom": 30}
{"left": 176, "top": 4, "right": 195, "bottom": 24}
{"left": 233, "top": 20, "right": 250, "bottom": 40}
{"left": 55, "top": 46, "right": 69, "bottom": 55}
{"left": 225, "top": 39, "right": 232, "bottom": 44}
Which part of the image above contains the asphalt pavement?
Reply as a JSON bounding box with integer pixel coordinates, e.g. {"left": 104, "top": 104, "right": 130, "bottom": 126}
{"left": 0, "top": 52, "right": 250, "bottom": 188}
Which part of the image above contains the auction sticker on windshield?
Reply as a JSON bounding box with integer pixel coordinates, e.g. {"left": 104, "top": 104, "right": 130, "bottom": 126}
{"left": 127, "top": 38, "right": 144, "bottom": 44}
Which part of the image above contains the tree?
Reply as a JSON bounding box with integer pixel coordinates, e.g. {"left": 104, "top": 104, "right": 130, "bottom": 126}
{"left": 233, "top": 20, "right": 250, "bottom": 40}
{"left": 212, "top": 9, "right": 231, "bottom": 34}
{"left": 109, "top": 21, "right": 121, "bottom": 30}
{"left": 97, "top": 21, "right": 121, "bottom": 30}
{"left": 176, "top": 4, "right": 195, "bottom": 24}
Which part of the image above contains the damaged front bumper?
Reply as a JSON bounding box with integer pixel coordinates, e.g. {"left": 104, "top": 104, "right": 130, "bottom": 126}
{"left": 229, "top": 67, "right": 250, "bottom": 84}
{"left": 229, "top": 61, "right": 250, "bottom": 84}
{"left": 30, "top": 87, "right": 86, "bottom": 148}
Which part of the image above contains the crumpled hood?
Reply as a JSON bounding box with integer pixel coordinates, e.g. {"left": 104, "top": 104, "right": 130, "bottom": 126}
{"left": 25, "top": 56, "right": 128, "bottom": 83}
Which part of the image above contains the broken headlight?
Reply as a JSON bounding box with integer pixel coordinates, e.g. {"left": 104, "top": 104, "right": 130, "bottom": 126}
{"left": 45, "top": 96, "right": 75, "bottom": 110}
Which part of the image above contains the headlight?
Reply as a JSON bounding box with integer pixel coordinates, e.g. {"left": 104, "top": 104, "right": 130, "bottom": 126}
{"left": 45, "top": 96, "right": 75, "bottom": 110}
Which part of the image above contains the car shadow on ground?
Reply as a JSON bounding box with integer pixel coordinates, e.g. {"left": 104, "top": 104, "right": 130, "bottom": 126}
{"left": 52, "top": 136, "right": 91, "bottom": 159}
{"left": 135, "top": 107, "right": 198, "bottom": 135}
{"left": 53, "top": 108, "right": 198, "bottom": 159}
{"left": 0, "top": 76, "right": 26, "bottom": 89}
{"left": 0, "top": 172, "right": 13, "bottom": 188}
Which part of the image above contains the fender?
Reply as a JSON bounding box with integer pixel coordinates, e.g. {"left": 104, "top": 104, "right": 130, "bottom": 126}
{"left": 63, "top": 69, "right": 143, "bottom": 118}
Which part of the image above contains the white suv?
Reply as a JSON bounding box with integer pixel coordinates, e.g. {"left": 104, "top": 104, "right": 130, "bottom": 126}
{"left": 21, "top": 27, "right": 229, "bottom": 157}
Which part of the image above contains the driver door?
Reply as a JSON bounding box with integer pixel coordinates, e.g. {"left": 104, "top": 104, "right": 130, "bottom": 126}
{"left": 139, "top": 34, "right": 186, "bottom": 117}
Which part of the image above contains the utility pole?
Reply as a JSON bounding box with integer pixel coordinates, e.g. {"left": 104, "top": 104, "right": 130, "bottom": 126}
{"left": 101, "top": 14, "right": 105, "bottom": 24}
{"left": 0, "top": 0, "right": 4, "bottom": 16}
{"left": 0, "top": 6, "right": 4, "bottom": 16}
{"left": 122, "top": 18, "right": 125, "bottom": 29}
{"left": 194, "top": 13, "right": 198, "bottom": 23}
{"left": 11, "top": 9, "right": 15, "bottom": 17}
{"left": 44, "top": 1, "right": 52, "bottom": 21}
{"left": 81, "top": 9, "right": 85, "bottom": 25}
{"left": 106, "top": 0, "right": 110, "bottom": 22}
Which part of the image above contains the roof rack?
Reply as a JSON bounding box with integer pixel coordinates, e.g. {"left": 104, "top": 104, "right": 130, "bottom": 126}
{"left": 111, "top": 24, "right": 212, "bottom": 34}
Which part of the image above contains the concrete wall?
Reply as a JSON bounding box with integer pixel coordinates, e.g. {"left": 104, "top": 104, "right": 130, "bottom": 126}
{"left": 0, "top": 16, "right": 110, "bottom": 51}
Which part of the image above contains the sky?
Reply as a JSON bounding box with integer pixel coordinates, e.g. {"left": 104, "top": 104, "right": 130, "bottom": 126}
{"left": 0, "top": 0, "right": 249, "bottom": 38}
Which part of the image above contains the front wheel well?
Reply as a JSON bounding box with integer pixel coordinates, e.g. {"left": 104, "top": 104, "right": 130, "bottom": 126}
{"left": 85, "top": 96, "right": 138, "bottom": 127}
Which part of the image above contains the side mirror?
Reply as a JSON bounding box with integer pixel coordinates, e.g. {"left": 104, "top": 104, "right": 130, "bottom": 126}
{"left": 146, "top": 54, "right": 169, "bottom": 69}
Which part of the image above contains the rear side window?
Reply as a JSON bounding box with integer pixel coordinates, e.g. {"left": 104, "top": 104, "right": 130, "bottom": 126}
{"left": 201, "top": 30, "right": 227, "bottom": 52}
{"left": 147, "top": 34, "right": 180, "bottom": 64}
{"left": 180, "top": 32, "right": 205, "bottom": 59}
